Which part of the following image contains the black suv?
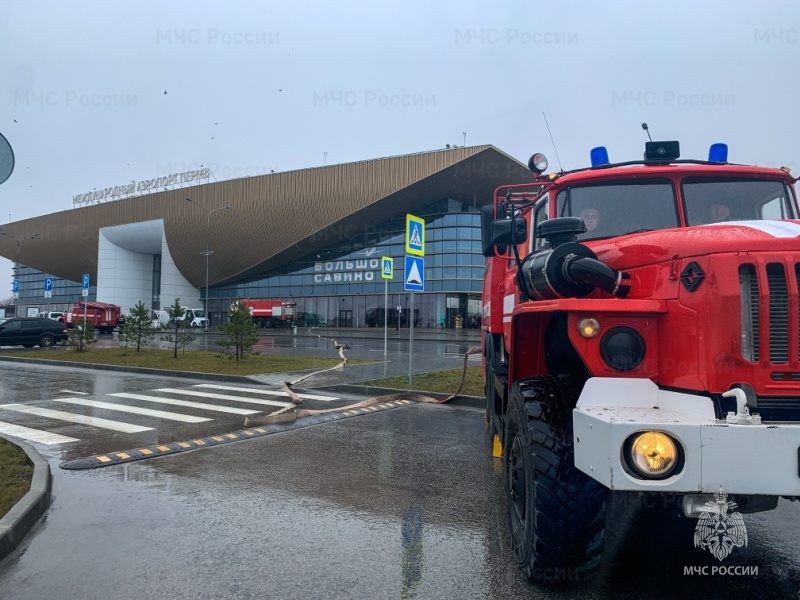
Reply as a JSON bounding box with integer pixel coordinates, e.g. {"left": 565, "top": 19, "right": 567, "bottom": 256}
{"left": 0, "top": 317, "right": 68, "bottom": 348}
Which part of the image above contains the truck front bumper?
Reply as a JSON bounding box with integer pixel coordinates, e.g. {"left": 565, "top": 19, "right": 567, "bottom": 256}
{"left": 573, "top": 378, "right": 800, "bottom": 496}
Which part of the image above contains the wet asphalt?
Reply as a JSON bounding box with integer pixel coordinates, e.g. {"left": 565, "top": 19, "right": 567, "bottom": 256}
{"left": 0, "top": 330, "right": 798, "bottom": 598}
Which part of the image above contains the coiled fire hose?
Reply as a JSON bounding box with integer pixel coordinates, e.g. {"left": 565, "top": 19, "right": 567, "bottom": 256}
{"left": 243, "top": 328, "right": 482, "bottom": 427}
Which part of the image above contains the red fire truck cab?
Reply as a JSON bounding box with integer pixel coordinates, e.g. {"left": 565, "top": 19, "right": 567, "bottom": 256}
{"left": 65, "top": 301, "right": 124, "bottom": 334}
{"left": 482, "top": 139, "right": 800, "bottom": 582}
{"left": 235, "top": 299, "right": 296, "bottom": 328}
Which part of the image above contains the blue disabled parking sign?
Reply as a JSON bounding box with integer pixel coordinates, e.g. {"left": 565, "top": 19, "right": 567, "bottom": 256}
{"left": 404, "top": 255, "right": 424, "bottom": 291}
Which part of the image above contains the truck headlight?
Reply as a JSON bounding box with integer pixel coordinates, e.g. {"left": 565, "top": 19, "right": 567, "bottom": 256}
{"left": 600, "top": 326, "right": 645, "bottom": 371}
{"left": 625, "top": 431, "right": 680, "bottom": 479}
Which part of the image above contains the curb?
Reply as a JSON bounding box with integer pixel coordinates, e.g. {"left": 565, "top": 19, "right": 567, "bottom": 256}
{"left": 0, "top": 435, "right": 52, "bottom": 562}
{"left": 0, "top": 355, "right": 263, "bottom": 384}
{"left": 318, "top": 383, "right": 485, "bottom": 410}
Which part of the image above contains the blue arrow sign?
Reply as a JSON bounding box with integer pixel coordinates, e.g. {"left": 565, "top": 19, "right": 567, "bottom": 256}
{"left": 44, "top": 277, "right": 53, "bottom": 291}
{"left": 82, "top": 274, "right": 90, "bottom": 289}
{"left": 12, "top": 280, "right": 19, "bottom": 293}
{"left": 403, "top": 255, "right": 424, "bottom": 292}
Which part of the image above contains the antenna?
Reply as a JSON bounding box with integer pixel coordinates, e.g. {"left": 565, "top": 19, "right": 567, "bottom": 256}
{"left": 641, "top": 122, "right": 653, "bottom": 142}
{"left": 542, "top": 113, "right": 563, "bottom": 172}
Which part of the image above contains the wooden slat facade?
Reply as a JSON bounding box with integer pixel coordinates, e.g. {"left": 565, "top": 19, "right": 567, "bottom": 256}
{"left": 0, "top": 146, "right": 530, "bottom": 287}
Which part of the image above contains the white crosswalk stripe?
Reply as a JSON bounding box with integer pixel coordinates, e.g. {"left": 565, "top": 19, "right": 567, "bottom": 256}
{"left": 53, "top": 398, "right": 212, "bottom": 423}
{"left": 1, "top": 380, "right": 341, "bottom": 448}
{"left": 193, "top": 384, "right": 339, "bottom": 402}
{"left": 108, "top": 393, "right": 260, "bottom": 415}
{"left": 0, "top": 404, "right": 152, "bottom": 433}
{"left": 155, "top": 388, "right": 293, "bottom": 407}
{"left": 0, "top": 421, "right": 79, "bottom": 445}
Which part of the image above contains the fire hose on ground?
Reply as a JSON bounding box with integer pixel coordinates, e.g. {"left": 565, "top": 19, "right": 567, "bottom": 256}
{"left": 243, "top": 328, "right": 482, "bottom": 427}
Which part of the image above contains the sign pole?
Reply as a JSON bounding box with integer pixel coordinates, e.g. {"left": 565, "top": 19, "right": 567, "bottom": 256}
{"left": 404, "top": 214, "right": 425, "bottom": 392}
{"left": 381, "top": 256, "right": 393, "bottom": 357}
{"left": 408, "top": 291, "right": 414, "bottom": 388}
{"left": 383, "top": 278, "right": 388, "bottom": 356}
{"left": 82, "top": 274, "right": 90, "bottom": 339}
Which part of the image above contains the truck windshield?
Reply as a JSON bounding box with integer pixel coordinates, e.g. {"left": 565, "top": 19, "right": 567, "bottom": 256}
{"left": 556, "top": 179, "right": 679, "bottom": 240}
{"left": 682, "top": 178, "right": 796, "bottom": 225}
{"left": 193, "top": 310, "right": 206, "bottom": 318}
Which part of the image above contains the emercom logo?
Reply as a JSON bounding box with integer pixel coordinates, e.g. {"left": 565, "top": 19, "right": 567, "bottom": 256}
{"left": 693, "top": 489, "right": 748, "bottom": 561}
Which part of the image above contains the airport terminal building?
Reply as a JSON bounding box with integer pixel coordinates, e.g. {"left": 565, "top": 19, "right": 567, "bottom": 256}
{"left": 0, "top": 146, "right": 530, "bottom": 327}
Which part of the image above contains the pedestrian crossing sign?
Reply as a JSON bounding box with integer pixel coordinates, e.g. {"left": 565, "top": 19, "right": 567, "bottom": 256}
{"left": 404, "top": 255, "right": 424, "bottom": 291}
{"left": 381, "top": 256, "right": 393, "bottom": 279}
{"left": 405, "top": 214, "right": 425, "bottom": 257}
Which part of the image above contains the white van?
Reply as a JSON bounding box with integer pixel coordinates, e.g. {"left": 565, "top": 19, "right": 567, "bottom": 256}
{"left": 151, "top": 310, "right": 170, "bottom": 328}
{"left": 178, "top": 307, "right": 208, "bottom": 328}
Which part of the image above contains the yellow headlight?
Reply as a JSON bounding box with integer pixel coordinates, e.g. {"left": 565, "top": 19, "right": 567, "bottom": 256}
{"left": 577, "top": 317, "right": 600, "bottom": 338}
{"left": 629, "top": 432, "right": 678, "bottom": 478}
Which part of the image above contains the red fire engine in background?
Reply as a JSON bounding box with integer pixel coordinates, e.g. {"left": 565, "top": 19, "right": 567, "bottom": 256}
{"left": 65, "top": 301, "right": 124, "bottom": 334}
{"left": 482, "top": 136, "right": 800, "bottom": 583}
{"left": 235, "top": 299, "right": 296, "bottom": 328}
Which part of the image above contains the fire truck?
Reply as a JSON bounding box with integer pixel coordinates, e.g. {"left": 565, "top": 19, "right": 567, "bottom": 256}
{"left": 482, "top": 139, "right": 800, "bottom": 582}
{"left": 65, "top": 301, "right": 124, "bottom": 334}
{"left": 235, "top": 299, "right": 296, "bottom": 328}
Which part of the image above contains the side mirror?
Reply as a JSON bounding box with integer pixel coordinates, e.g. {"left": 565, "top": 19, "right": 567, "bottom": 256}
{"left": 481, "top": 204, "right": 498, "bottom": 256}
{"left": 482, "top": 203, "right": 527, "bottom": 256}
{"left": 491, "top": 216, "right": 528, "bottom": 248}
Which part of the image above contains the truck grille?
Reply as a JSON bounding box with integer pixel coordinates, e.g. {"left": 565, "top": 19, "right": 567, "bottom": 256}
{"left": 739, "top": 262, "right": 800, "bottom": 422}
{"left": 739, "top": 262, "right": 796, "bottom": 364}
{"left": 767, "top": 263, "right": 789, "bottom": 363}
{"left": 739, "top": 264, "right": 760, "bottom": 362}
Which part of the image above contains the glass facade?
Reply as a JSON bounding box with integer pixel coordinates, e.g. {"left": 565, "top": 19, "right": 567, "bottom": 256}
{"left": 9, "top": 264, "right": 96, "bottom": 316}
{"left": 8, "top": 198, "right": 487, "bottom": 328}
{"left": 208, "top": 197, "right": 486, "bottom": 328}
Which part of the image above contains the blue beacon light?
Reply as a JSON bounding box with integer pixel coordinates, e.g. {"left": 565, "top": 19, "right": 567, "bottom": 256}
{"left": 590, "top": 146, "right": 610, "bottom": 167}
{"left": 708, "top": 143, "right": 728, "bottom": 163}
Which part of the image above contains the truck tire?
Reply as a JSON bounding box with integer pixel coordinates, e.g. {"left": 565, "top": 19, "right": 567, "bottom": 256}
{"left": 505, "top": 376, "right": 607, "bottom": 583}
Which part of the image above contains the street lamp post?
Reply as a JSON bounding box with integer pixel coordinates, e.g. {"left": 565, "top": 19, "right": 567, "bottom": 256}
{"left": 0, "top": 229, "right": 40, "bottom": 301}
{"left": 185, "top": 198, "right": 231, "bottom": 331}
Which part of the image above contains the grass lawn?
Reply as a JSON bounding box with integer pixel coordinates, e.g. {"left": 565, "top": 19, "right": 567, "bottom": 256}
{"left": 0, "top": 348, "right": 356, "bottom": 376}
{"left": 0, "top": 438, "right": 33, "bottom": 520}
{"left": 363, "top": 366, "right": 484, "bottom": 397}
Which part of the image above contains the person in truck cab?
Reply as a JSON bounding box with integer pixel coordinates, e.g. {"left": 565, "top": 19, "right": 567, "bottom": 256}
{"left": 706, "top": 202, "right": 731, "bottom": 222}
{"left": 579, "top": 207, "right": 600, "bottom": 232}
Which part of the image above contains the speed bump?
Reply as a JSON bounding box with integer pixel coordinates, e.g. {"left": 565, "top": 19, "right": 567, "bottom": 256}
{"left": 60, "top": 399, "right": 414, "bottom": 470}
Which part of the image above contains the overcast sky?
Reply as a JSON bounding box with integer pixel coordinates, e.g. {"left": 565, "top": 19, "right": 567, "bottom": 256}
{"left": 1, "top": 0, "right": 799, "bottom": 282}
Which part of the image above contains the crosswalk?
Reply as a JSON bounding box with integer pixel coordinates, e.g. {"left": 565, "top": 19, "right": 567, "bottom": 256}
{"left": 0, "top": 383, "right": 340, "bottom": 446}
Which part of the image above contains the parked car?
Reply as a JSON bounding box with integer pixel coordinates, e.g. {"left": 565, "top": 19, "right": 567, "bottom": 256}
{"left": 36, "top": 311, "right": 65, "bottom": 323}
{"left": 0, "top": 317, "right": 69, "bottom": 348}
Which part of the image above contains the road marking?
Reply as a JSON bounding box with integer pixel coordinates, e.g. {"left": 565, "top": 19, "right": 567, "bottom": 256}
{"left": 0, "top": 404, "right": 152, "bottom": 433}
{"left": 0, "top": 420, "right": 80, "bottom": 445}
{"left": 53, "top": 398, "right": 212, "bottom": 424}
{"left": 155, "top": 388, "right": 293, "bottom": 407}
{"left": 59, "top": 389, "right": 89, "bottom": 395}
{"left": 192, "top": 384, "right": 339, "bottom": 402}
{"left": 109, "top": 393, "right": 260, "bottom": 415}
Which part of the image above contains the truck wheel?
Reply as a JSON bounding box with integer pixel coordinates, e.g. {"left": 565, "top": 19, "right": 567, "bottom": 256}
{"left": 505, "top": 376, "right": 607, "bottom": 584}
{"left": 39, "top": 334, "right": 56, "bottom": 348}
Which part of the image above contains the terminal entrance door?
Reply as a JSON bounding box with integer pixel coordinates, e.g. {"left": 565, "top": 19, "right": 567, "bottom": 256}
{"left": 338, "top": 310, "right": 353, "bottom": 328}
